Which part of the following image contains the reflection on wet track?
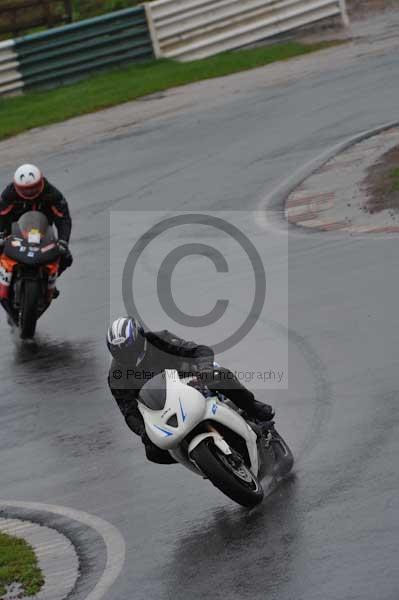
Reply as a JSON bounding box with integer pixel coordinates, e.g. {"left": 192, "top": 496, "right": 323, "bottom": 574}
{"left": 1, "top": 14, "right": 399, "bottom": 599}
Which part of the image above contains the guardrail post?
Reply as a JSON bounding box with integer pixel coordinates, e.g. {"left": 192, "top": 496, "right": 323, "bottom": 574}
{"left": 339, "top": 0, "right": 350, "bottom": 27}
{"left": 0, "top": 38, "right": 24, "bottom": 96}
{"left": 65, "top": 0, "right": 73, "bottom": 23}
{"left": 144, "top": 2, "right": 162, "bottom": 59}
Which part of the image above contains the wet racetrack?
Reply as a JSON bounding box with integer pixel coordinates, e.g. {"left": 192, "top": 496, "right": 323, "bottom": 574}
{"left": 1, "top": 17, "right": 399, "bottom": 600}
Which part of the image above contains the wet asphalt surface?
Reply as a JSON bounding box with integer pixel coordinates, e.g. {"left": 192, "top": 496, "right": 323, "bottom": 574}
{"left": 1, "top": 20, "right": 399, "bottom": 600}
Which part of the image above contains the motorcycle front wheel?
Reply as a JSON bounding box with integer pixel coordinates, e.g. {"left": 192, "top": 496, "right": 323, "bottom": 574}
{"left": 19, "top": 279, "right": 40, "bottom": 339}
{"left": 191, "top": 439, "right": 264, "bottom": 508}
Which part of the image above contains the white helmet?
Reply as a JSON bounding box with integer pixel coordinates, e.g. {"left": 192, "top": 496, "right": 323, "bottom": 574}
{"left": 13, "top": 164, "right": 44, "bottom": 200}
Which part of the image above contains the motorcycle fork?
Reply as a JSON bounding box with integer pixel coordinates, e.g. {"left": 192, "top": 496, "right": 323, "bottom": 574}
{"left": 207, "top": 424, "right": 220, "bottom": 435}
{"left": 13, "top": 268, "right": 47, "bottom": 312}
{"left": 206, "top": 423, "right": 243, "bottom": 468}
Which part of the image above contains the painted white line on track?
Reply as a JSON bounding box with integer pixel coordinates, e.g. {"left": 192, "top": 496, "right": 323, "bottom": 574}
{"left": 0, "top": 501, "right": 126, "bottom": 600}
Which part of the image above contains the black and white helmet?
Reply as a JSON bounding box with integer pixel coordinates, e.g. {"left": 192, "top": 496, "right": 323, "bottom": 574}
{"left": 106, "top": 317, "right": 147, "bottom": 366}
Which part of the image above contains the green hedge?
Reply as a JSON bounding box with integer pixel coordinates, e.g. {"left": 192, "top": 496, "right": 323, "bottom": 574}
{"left": 71, "top": 0, "right": 144, "bottom": 20}
{"left": 0, "top": 1, "right": 145, "bottom": 40}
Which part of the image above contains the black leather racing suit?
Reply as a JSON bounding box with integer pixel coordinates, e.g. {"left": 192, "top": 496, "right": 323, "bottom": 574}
{"left": 108, "top": 329, "right": 272, "bottom": 464}
{"left": 0, "top": 179, "right": 72, "bottom": 273}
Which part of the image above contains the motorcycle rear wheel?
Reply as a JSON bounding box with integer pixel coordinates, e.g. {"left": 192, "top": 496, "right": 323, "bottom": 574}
{"left": 191, "top": 439, "right": 264, "bottom": 508}
{"left": 19, "top": 279, "right": 40, "bottom": 339}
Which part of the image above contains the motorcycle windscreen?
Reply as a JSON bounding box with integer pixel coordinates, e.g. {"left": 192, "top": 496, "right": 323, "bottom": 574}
{"left": 13, "top": 211, "right": 55, "bottom": 245}
{"left": 139, "top": 373, "right": 167, "bottom": 410}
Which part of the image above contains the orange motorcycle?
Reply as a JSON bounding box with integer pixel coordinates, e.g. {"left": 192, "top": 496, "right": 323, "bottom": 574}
{"left": 0, "top": 211, "right": 60, "bottom": 339}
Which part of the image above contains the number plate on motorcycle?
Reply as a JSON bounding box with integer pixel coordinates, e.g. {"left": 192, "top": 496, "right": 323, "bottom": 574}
{"left": 28, "top": 230, "right": 41, "bottom": 244}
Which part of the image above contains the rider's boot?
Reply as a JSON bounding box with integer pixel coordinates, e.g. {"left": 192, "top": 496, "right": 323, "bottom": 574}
{"left": 246, "top": 399, "right": 275, "bottom": 423}
{"left": 262, "top": 423, "right": 294, "bottom": 477}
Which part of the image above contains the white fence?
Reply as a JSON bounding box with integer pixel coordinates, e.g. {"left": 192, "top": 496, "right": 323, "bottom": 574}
{"left": 0, "top": 40, "right": 23, "bottom": 96}
{"left": 146, "top": 0, "right": 349, "bottom": 61}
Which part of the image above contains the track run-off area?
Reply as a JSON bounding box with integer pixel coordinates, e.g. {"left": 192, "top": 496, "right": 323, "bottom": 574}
{"left": 0, "top": 9, "right": 399, "bottom": 600}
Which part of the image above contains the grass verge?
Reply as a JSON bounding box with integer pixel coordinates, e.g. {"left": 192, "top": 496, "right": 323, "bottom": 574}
{"left": 363, "top": 144, "right": 399, "bottom": 213}
{"left": 391, "top": 167, "right": 399, "bottom": 191}
{"left": 0, "top": 532, "right": 44, "bottom": 596}
{"left": 0, "top": 40, "right": 340, "bottom": 141}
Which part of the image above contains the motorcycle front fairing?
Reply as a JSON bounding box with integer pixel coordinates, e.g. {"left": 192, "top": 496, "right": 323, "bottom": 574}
{"left": 5, "top": 211, "right": 59, "bottom": 266}
{"left": 138, "top": 370, "right": 260, "bottom": 476}
{"left": 12, "top": 211, "right": 53, "bottom": 242}
{"left": 138, "top": 371, "right": 207, "bottom": 450}
{"left": 0, "top": 211, "right": 60, "bottom": 310}
{"left": 3, "top": 239, "right": 59, "bottom": 266}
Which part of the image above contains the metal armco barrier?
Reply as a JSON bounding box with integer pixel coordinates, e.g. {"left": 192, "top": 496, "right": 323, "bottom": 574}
{"left": 0, "top": 0, "right": 350, "bottom": 96}
{"left": 145, "top": 0, "right": 349, "bottom": 61}
{"left": 0, "top": 6, "right": 153, "bottom": 96}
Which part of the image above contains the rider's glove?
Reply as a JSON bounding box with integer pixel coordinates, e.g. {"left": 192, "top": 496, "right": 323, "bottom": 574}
{"left": 57, "top": 239, "right": 69, "bottom": 255}
{"left": 57, "top": 239, "right": 73, "bottom": 267}
{"left": 187, "top": 376, "right": 212, "bottom": 398}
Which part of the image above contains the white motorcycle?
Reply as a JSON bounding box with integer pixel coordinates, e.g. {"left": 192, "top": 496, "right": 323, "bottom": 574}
{"left": 138, "top": 369, "right": 294, "bottom": 508}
